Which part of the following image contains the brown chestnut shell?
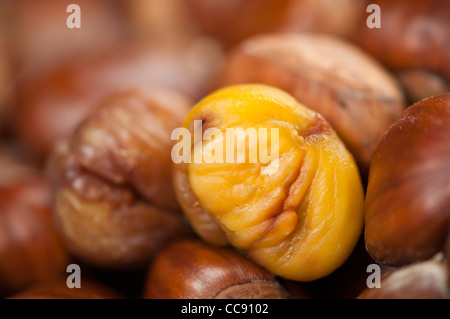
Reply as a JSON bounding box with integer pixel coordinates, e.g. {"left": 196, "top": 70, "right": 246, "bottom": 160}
{"left": 144, "top": 239, "right": 287, "bottom": 299}
{"left": 365, "top": 93, "right": 450, "bottom": 266}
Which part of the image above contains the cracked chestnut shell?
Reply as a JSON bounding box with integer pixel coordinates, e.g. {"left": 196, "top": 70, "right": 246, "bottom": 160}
{"left": 211, "top": 33, "right": 405, "bottom": 175}
{"left": 173, "top": 84, "right": 364, "bottom": 281}
{"left": 0, "top": 176, "right": 70, "bottom": 297}
{"left": 144, "top": 239, "right": 287, "bottom": 299}
{"left": 365, "top": 93, "right": 450, "bottom": 266}
{"left": 50, "top": 88, "right": 192, "bottom": 270}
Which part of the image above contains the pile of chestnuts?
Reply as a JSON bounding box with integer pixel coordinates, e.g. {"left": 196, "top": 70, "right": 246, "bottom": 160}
{"left": 0, "top": 0, "right": 449, "bottom": 300}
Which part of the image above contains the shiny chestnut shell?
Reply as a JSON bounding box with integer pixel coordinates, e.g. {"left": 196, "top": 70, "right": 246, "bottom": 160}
{"left": 365, "top": 93, "right": 450, "bottom": 266}
{"left": 144, "top": 239, "right": 287, "bottom": 299}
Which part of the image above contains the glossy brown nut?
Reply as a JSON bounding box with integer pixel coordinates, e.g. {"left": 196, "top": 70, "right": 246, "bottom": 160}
{"left": 212, "top": 33, "right": 405, "bottom": 174}
{"left": 14, "top": 40, "right": 222, "bottom": 158}
{"left": 0, "top": 176, "right": 70, "bottom": 297}
{"left": 182, "top": 0, "right": 365, "bottom": 48}
{"left": 50, "top": 88, "right": 192, "bottom": 270}
{"left": 358, "top": 255, "right": 449, "bottom": 299}
{"left": 351, "top": 0, "right": 450, "bottom": 102}
{"left": 144, "top": 239, "right": 287, "bottom": 299}
{"left": 365, "top": 94, "right": 450, "bottom": 266}
{"left": 9, "top": 279, "right": 122, "bottom": 299}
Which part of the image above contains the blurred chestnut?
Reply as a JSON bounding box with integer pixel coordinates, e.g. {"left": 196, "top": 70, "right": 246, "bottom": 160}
{"left": 358, "top": 254, "right": 449, "bottom": 299}
{"left": 0, "top": 149, "right": 37, "bottom": 186}
{"left": 182, "top": 0, "right": 366, "bottom": 48}
{"left": 13, "top": 40, "right": 223, "bottom": 159}
{"left": 124, "top": 0, "right": 196, "bottom": 43}
{"left": 0, "top": 175, "right": 70, "bottom": 297}
{"left": 9, "top": 279, "right": 122, "bottom": 299}
{"left": 351, "top": 0, "right": 450, "bottom": 103}
{"left": 4, "top": 0, "right": 126, "bottom": 74}
{"left": 365, "top": 94, "right": 450, "bottom": 266}
{"left": 144, "top": 239, "right": 287, "bottom": 299}
{"left": 212, "top": 33, "right": 405, "bottom": 175}
{"left": 50, "top": 88, "right": 192, "bottom": 270}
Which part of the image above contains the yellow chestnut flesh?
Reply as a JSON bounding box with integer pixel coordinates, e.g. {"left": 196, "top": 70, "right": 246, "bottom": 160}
{"left": 173, "top": 84, "right": 364, "bottom": 281}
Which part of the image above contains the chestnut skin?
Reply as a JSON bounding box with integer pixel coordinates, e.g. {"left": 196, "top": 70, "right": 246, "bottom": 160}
{"left": 351, "top": 0, "right": 450, "bottom": 102}
{"left": 50, "top": 88, "right": 193, "bottom": 270}
{"left": 358, "top": 254, "right": 449, "bottom": 299}
{"left": 365, "top": 94, "right": 450, "bottom": 266}
{"left": 9, "top": 279, "right": 122, "bottom": 299}
{"left": 211, "top": 33, "right": 405, "bottom": 175}
{"left": 0, "top": 176, "right": 70, "bottom": 297}
{"left": 144, "top": 239, "right": 287, "bottom": 299}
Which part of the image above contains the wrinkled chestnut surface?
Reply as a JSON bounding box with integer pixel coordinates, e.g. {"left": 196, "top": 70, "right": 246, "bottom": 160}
{"left": 9, "top": 279, "right": 122, "bottom": 299}
{"left": 50, "top": 88, "right": 192, "bottom": 270}
{"left": 173, "top": 84, "right": 364, "bottom": 281}
{"left": 0, "top": 176, "right": 70, "bottom": 296}
{"left": 144, "top": 239, "right": 286, "bottom": 299}
{"left": 365, "top": 94, "right": 450, "bottom": 266}
{"left": 212, "top": 33, "right": 405, "bottom": 174}
{"left": 358, "top": 255, "right": 449, "bottom": 299}
{"left": 351, "top": 0, "right": 450, "bottom": 102}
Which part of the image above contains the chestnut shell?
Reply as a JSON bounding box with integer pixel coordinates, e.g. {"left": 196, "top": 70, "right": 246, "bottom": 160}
{"left": 365, "top": 93, "right": 450, "bottom": 266}
{"left": 144, "top": 239, "right": 287, "bottom": 299}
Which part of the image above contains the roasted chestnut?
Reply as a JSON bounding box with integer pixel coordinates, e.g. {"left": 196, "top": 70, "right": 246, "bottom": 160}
{"left": 0, "top": 175, "right": 70, "bottom": 297}
{"left": 13, "top": 40, "right": 222, "bottom": 158}
{"left": 365, "top": 93, "right": 450, "bottom": 266}
{"left": 9, "top": 279, "right": 122, "bottom": 299}
{"left": 50, "top": 88, "right": 192, "bottom": 270}
{"left": 357, "top": 254, "right": 449, "bottom": 299}
{"left": 173, "top": 84, "right": 364, "bottom": 281}
{"left": 144, "top": 239, "right": 287, "bottom": 299}
{"left": 182, "top": 0, "right": 365, "bottom": 48}
{"left": 211, "top": 33, "right": 405, "bottom": 175}
{"left": 351, "top": 0, "right": 450, "bottom": 103}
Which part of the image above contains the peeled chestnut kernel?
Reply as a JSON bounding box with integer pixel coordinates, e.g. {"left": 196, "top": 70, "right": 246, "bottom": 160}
{"left": 358, "top": 254, "right": 449, "bottom": 299}
{"left": 365, "top": 94, "right": 450, "bottom": 266}
{"left": 144, "top": 239, "right": 287, "bottom": 299}
{"left": 173, "top": 84, "right": 364, "bottom": 281}
{"left": 351, "top": 0, "right": 450, "bottom": 103}
{"left": 50, "top": 88, "right": 192, "bottom": 270}
{"left": 211, "top": 33, "right": 405, "bottom": 174}
{"left": 0, "top": 176, "right": 70, "bottom": 297}
{"left": 9, "top": 279, "right": 122, "bottom": 299}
